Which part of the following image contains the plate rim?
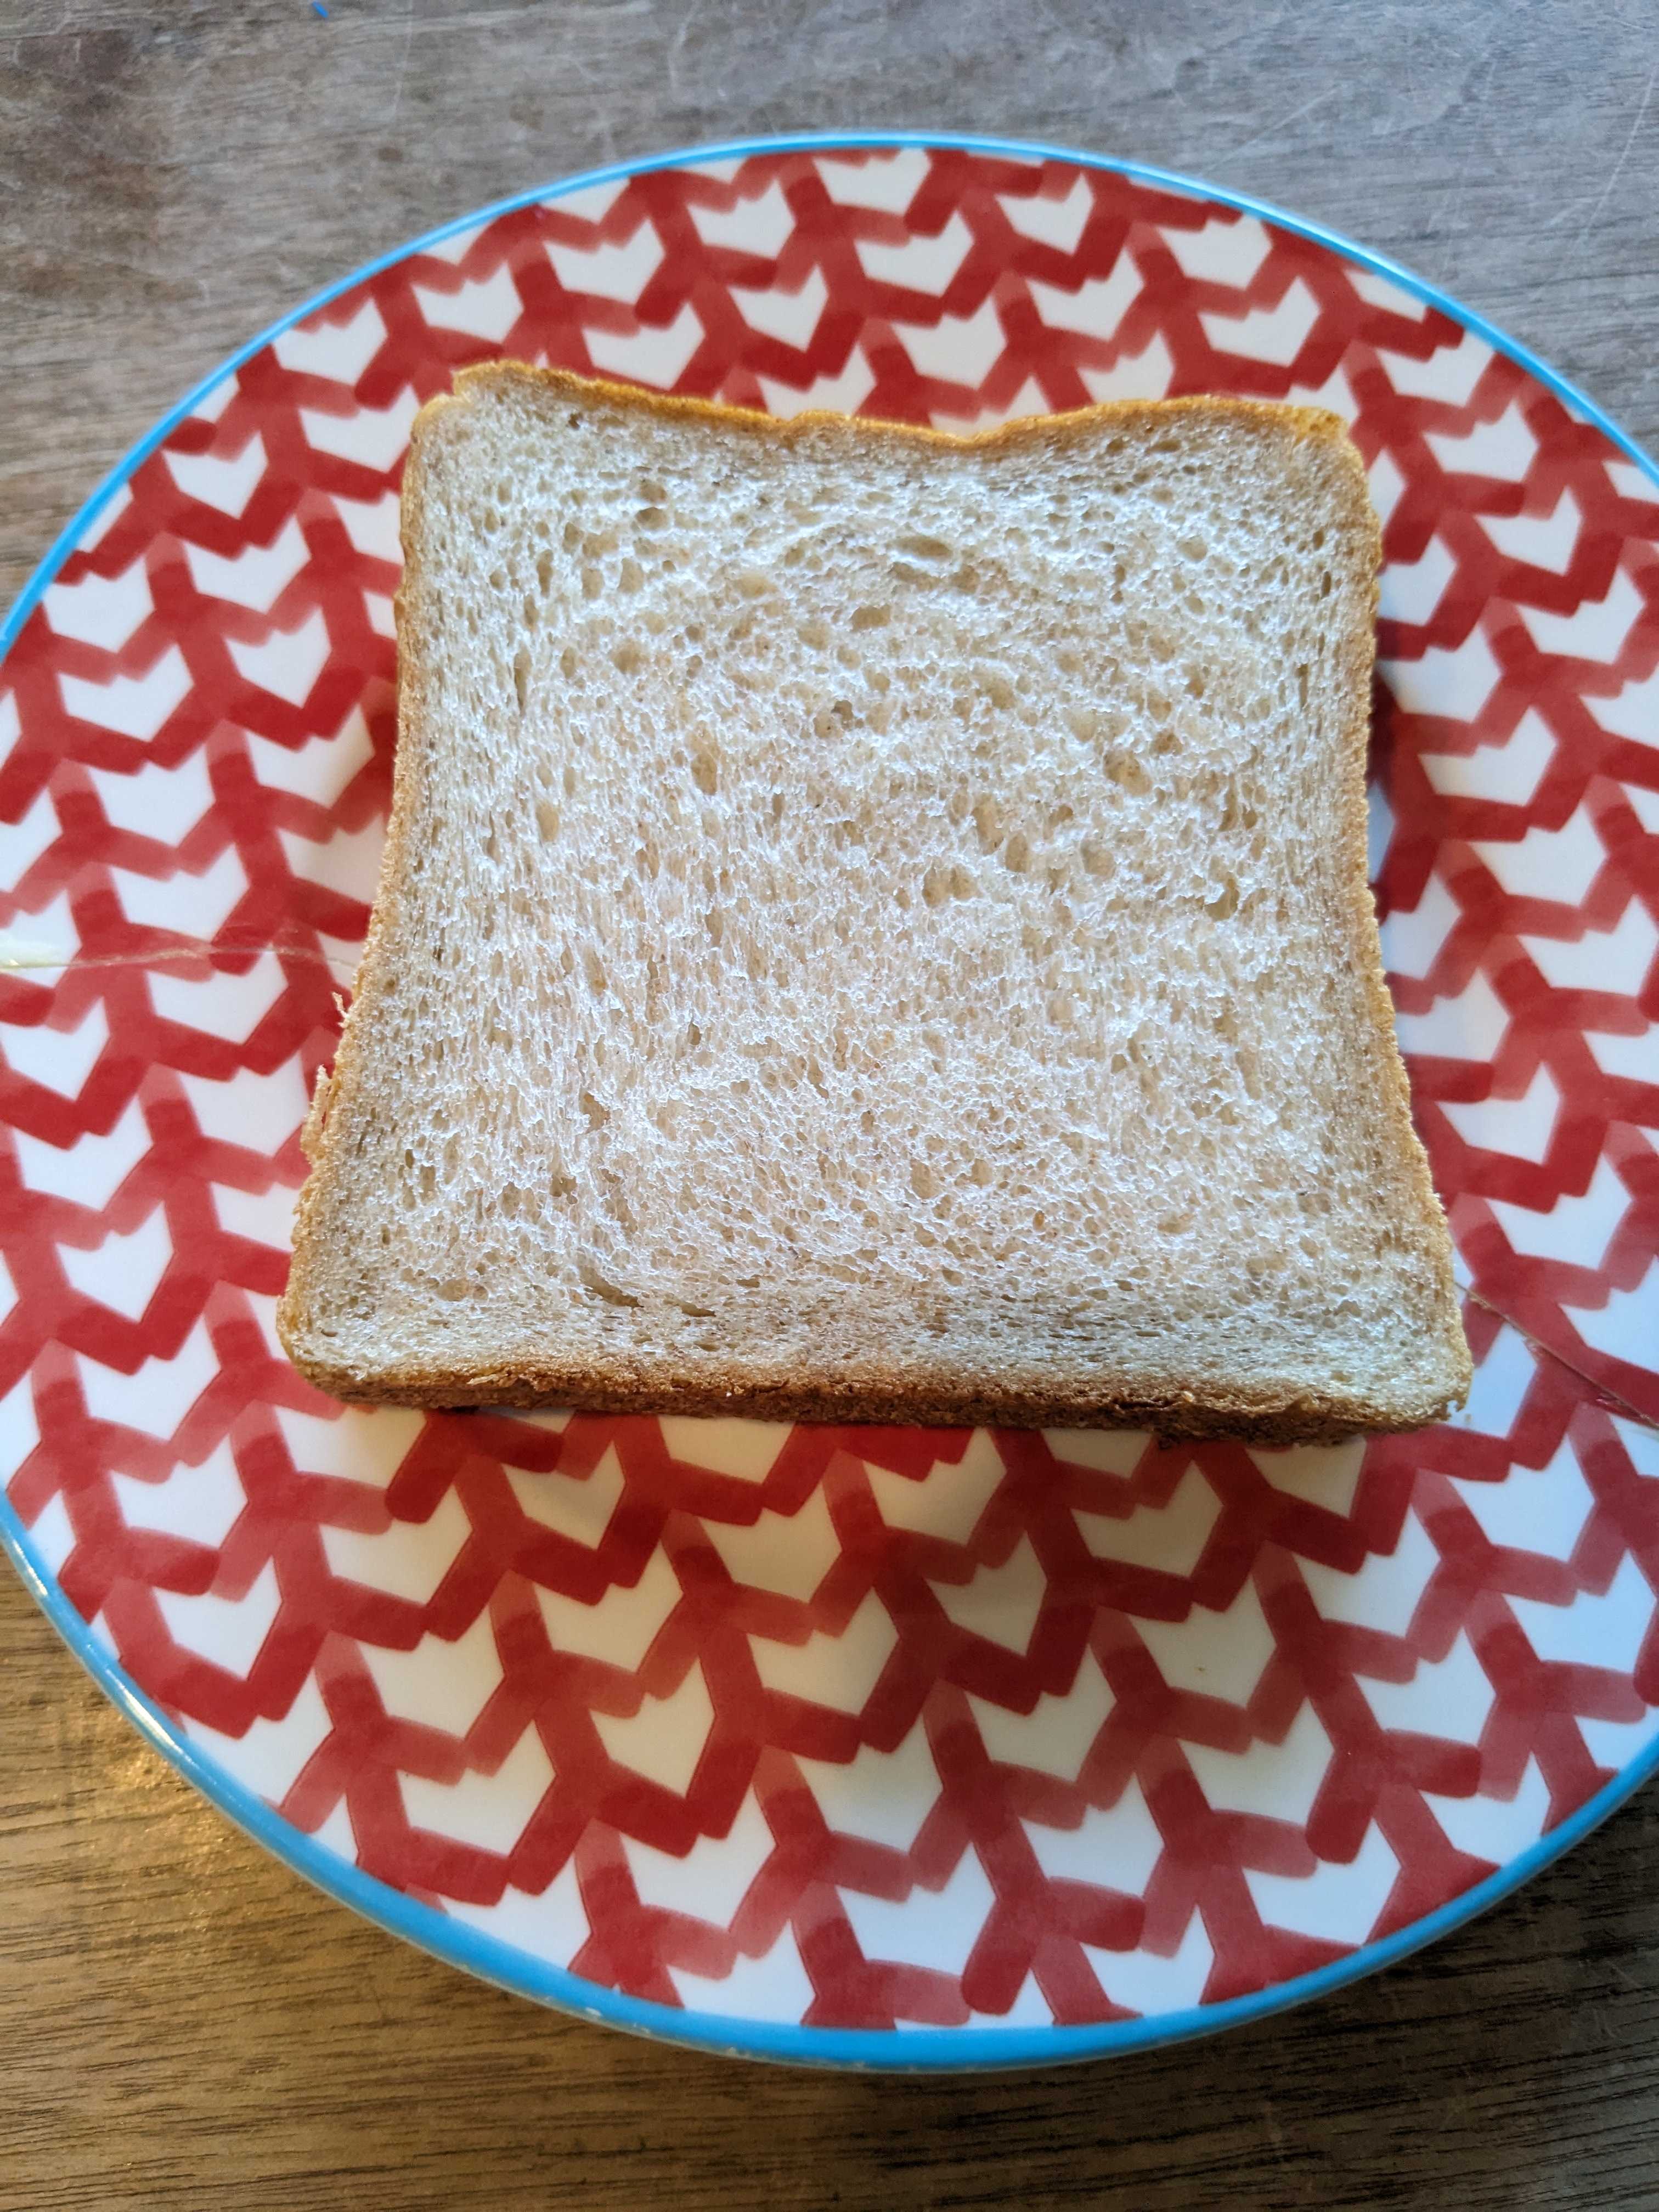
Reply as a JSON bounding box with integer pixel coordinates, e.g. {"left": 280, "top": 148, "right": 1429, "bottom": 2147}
{"left": 2, "top": 127, "right": 1657, "bottom": 2073}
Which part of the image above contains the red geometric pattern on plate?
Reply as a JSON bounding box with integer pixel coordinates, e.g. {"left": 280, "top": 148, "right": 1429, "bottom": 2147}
{"left": 2, "top": 145, "right": 1657, "bottom": 2035}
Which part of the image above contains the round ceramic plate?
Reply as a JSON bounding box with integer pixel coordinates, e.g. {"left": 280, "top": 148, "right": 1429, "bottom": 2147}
{"left": 2, "top": 134, "right": 1657, "bottom": 2070}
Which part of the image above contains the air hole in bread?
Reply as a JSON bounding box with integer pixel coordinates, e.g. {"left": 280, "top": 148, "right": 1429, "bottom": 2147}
{"left": 577, "top": 1255, "right": 639, "bottom": 1305}
{"left": 690, "top": 730, "right": 719, "bottom": 795}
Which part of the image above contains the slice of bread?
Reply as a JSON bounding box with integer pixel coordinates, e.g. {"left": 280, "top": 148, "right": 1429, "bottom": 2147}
{"left": 277, "top": 365, "right": 1470, "bottom": 1443}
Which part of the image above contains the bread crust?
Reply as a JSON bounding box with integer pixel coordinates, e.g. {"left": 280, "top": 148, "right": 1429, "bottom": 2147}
{"left": 277, "top": 366, "right": 1471, "bottom": 1442}
{"left": 284, "top": 1347, "right": 1459, "bottom": 1448}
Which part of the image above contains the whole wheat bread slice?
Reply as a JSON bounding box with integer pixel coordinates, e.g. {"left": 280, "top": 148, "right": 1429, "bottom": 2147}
{"left": 277, "top": 364, "right": 1470, "bottom": 1442}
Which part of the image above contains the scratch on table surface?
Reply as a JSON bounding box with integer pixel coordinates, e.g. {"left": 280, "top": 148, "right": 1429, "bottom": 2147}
{"left": 386, "top": 0, "right": 415, "bottom": 129}
{"left": 1257, "top": 2100, "right": 1317, "bottom": 2202}
{"left": 1214, "top": 87, "right": 1340, "bottom": 167}
{"left": 665, "top": 0, "right": 702, "bottom": 101}
{"left": 1571, "top": 57, "right": 1658, "bottom": 257}
{"left": 385, "top": 2, "right": 650, "bottom": 29}
{"left": 1429, "top": 44, "right": 1500, "bottom": 280}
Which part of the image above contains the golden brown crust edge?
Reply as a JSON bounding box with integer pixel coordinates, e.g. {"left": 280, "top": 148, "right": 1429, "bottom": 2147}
{"left": 274, "top": 408, "right": 433, "bottom": 1358}
{"left": 276, "top": 366, "right": 1472, "bottom": 1438}
{"left": 281, "top": 1345, "right": 1462, "bottom": 1448}
{"left": 432, "top": 358, "right": 1368, "bottom": 467}
{"left": 1312, "top": 420, "right": 1472, "bottom": 1413}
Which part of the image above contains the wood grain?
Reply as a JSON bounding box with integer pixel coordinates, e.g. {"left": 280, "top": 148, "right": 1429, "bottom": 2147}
{"left": 3, "top": 4, "right": 1658, "bottom": 2206}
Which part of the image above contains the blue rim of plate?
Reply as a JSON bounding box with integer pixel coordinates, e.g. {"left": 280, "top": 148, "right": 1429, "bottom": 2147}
{"left": 2, "top": 129, "right": 1657, "bottom": 2072}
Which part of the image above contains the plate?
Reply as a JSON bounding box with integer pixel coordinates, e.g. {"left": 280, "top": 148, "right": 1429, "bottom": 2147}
{"left": 2, "top": 133, "right": 1657, "bottom": 2070}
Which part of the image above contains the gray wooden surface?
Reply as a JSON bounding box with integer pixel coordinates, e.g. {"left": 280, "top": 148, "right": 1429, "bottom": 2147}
{"left": 4, "top": 4, "right": 1659, "bottom": 2206}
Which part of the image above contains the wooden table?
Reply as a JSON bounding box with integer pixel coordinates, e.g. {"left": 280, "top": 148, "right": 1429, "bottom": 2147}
{"left": 4, "top": 6, "right": 1658, "bottom": 2205}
